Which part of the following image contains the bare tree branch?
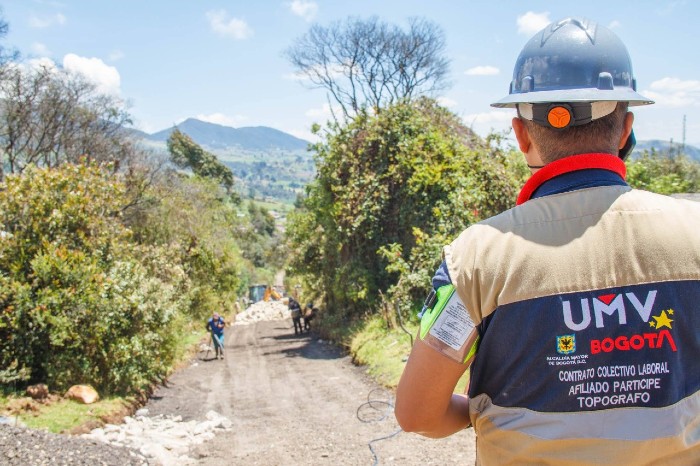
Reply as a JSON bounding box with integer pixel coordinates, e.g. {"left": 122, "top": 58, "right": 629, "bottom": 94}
{"left": 285, "top": 16, "right": 450, "bottom": 120}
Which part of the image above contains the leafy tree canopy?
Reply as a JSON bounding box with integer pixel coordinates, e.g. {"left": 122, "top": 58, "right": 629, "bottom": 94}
{"left": 167, "top": 128, "right": 237, "bottom": 200}
{"left": 286, "top": 98, "right": 526, "bottom": 319}
{"left": 627, "top": 150, "right": 700, "bottom": 194}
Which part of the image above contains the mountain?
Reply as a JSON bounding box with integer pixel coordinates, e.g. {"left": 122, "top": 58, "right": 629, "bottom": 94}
{"left": 633, "top": 139, "right": 700, "bottom": 162}
{"left": 130, "top": 118, "right": 314, "bottom": 206}
{"left": 145, "top": 118, "right": 310, "bottom": 152}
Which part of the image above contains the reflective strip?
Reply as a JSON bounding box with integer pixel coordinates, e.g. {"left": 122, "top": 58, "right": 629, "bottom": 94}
{"left": 471, "top": 391, "right": 700, "bottom": 441}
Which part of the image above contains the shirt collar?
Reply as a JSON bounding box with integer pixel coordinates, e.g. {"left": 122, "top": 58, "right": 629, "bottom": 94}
{"left": 517, "top": 153, "right": 627, "bottom": 205}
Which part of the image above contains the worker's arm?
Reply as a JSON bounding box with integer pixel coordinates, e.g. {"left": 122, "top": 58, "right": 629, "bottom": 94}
{"left": 395, "top": 337, "right": 471, "bottom": 438}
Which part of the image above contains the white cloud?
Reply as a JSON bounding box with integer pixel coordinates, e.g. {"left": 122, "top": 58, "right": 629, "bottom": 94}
{"left": 608, "top": 20, "right": 621, "bottom": 29}
{"left": 283, "top": 71, "right": 309, "bottom": 82}
{"left": 517, "top": 11, "right": 550, "bottom": 35}
{"left": 206, "top": 10, "right": 253, "bottom": 40}
{"left": 460, "top": 110, "right": 514, "bottom": 137}
{"left": 284, "top": 63, "right": 344, "bottom": 82}
{"left": 132, "top": 119, "right": 160, "bottom": 134}
{"left": 26, "top": 57, "right": 57, "bottom": 72}
{"left": 62, "top": 54, "right": 121, "bottom": 96}
{"left": 29, "top": 12, "right": 66, "bottom": 29}
{"left": 285, "top": 128, "right": 319, "bottom": 143}
{"left": 463, "top": 110, "right": 514, "bottom": 125}
{"left": 196, "top": 112, "right": 249, "bottom": 128}
{"left": 288, "top": 0, "right": 318, "bottom": 22}
{"left": 304, "top": 103, "right": 341, "bottom": 118}
{"left": 108, "top": 50, "right": 125, "bottom": 62}
{"left": 642, "top": 77, "right": 700, "bottom": 107}
{"left": 437, "top": 96, "right": 457, "bottom": 108}
{"left": 465, "top": 66, "right": 499, "bottom": 76}
{"left": 31, "top": 42, "right": 51, "bottom": 57}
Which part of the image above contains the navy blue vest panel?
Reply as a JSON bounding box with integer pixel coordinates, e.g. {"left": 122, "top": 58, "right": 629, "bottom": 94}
{"left": 469, "top": 280, "right": 700, "bottom": 412}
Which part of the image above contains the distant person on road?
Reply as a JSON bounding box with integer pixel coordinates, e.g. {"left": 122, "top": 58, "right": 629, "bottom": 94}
{"left": 206, "top": 312, "right": 226, "bottom": 359}
{"left": 288, "top": 297, "right": 303, "bottom": 335}
{"left": 395, "top": 17, "right": 700, "bottom": 464}
{"left": 303, "top": 303, "right": 316, "bottom": 332}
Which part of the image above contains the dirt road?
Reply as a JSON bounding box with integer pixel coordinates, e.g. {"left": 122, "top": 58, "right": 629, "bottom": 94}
{"left": 146, "top": 318, "right": 476, "bottom": 465}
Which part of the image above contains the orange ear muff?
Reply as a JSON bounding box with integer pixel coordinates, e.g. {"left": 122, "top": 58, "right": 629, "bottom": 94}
{"left": 547, "top": 106, "right": 572, "bottom": 128}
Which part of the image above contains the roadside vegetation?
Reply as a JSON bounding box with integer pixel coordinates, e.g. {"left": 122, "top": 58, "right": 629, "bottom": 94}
{"left": 0, "top": 12, "right": 279, "bottom": 431}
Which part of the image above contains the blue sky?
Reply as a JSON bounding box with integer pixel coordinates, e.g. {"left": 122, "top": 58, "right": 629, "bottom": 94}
{"left": 2, "top": 1, "right": 699, "bottom": 146}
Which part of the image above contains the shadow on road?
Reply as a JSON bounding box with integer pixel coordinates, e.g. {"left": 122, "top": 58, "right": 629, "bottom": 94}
{"left": 259, "top": 334, "right": 346, "bottom": 361}
{"left": 270, "top": 332, "right": 312, "bottom": 341}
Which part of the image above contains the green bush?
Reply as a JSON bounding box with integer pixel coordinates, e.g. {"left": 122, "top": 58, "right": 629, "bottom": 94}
{"left": 286, "top": 98, "right": 526, "bottom": 322}
{"left": 627, "top": 151, "right": 700, "bottom": 194}
{"left": 0, "top": 163, "right": 185, "bottom": 394}
{"left": 124, "top": 174, "right": 245, "bottom": 320}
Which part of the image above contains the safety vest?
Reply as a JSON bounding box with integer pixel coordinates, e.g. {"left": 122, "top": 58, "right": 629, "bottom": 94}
{"left": 445, "top": 158, "right": 700, "bottom": 464}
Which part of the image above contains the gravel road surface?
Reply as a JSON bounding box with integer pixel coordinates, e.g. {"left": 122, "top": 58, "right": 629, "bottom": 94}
{"left": 147, "top": 317, "right": 477, "bottom": 465}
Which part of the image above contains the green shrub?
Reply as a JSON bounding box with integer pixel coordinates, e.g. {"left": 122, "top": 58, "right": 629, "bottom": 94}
{"left": 0, "top": 163, "right": 186, "bottom": 394}
{"left": 286, "top": 98, "right": 526, "bottom": 322}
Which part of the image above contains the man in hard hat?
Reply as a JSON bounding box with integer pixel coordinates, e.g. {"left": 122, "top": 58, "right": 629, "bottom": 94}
{"left": 395, "top": 17, "right": 700, "bottom": 463}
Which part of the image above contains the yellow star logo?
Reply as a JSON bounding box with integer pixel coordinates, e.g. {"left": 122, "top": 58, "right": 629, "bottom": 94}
{"left": 652, "top": 310, "right": 674, "bottom": 330}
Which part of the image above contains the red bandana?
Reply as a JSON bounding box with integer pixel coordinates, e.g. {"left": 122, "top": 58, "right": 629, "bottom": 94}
{"left": 517, "top": 153, "right": 627, "bottom": 206}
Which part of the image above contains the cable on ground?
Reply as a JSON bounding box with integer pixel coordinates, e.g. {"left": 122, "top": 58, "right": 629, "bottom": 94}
{"left": 356, "top": 387, "right": 403, "bottom": 466}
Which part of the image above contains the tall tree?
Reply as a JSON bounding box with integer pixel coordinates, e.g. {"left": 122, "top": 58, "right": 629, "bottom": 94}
{"left": 0, "top": 64, "right": 134, "bottom": 180}
{"left": 285, "top": 16, "right": 450, "bottom": 119}
{"left": 286, "top": 99, "right": 524, "bottom": 319}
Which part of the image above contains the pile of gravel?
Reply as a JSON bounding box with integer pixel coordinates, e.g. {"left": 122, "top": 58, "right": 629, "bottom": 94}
{"left": 233, "top": 300, "right": 291, "bottom": 325}
{"left": 82, "top": 409, "right": 232, "bottom": 465}
{"left": 0, "top": 424, "right": 148, "bottom": 465}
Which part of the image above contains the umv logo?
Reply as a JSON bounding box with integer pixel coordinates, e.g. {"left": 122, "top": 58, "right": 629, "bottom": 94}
{"left": 562, "top": 291, "right": 657, "bottom": 331}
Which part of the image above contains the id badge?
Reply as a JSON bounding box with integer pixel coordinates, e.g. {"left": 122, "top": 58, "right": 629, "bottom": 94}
{"left": 419, "top": 284, "right": 479, "bottom": 365}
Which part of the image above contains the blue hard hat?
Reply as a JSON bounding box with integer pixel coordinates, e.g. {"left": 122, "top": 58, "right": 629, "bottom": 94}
{"left": 492, "top": 17, "right": 653, "bottom": 108}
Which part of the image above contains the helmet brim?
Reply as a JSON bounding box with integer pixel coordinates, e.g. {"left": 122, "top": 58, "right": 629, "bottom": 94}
{"left": 491, "top": 88, "right": 654, "bottom": 108}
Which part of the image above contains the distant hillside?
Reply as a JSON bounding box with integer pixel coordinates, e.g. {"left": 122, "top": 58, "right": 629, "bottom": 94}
{"left": 633, "top": 140, "right": 700, "bottom": 162}
{"left": 128, "top": 118, "right": 314, "bottom": 206}
{"left": 146, "top": 118, "right": 310, "bottom": 152}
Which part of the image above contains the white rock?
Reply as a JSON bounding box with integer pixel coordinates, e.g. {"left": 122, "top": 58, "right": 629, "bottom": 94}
{"left": 85, "top": 410, "right": 232, "bottom": 464}
{"left": 233, "top": 301, "right": 291, "bottom": 325}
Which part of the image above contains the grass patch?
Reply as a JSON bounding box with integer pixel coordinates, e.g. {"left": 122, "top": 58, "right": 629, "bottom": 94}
{"left": 250, "top": 198, "right": 294, "bottom": 213}
{"left": 173, "top": 324, "right": 208, "bottom": 368}
{"left": 0, "top": 396, "right": 132, "bottom": 434}
{"left": 24, "top": 397, "right": 130, "bottom": 433}
{"left": 350, "top": 315, "right": 414, "bottom": 387}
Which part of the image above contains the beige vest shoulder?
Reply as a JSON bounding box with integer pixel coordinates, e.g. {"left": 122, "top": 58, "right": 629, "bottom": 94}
{"left": 445, "top": 187, "right": 700, "bottom": 323}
